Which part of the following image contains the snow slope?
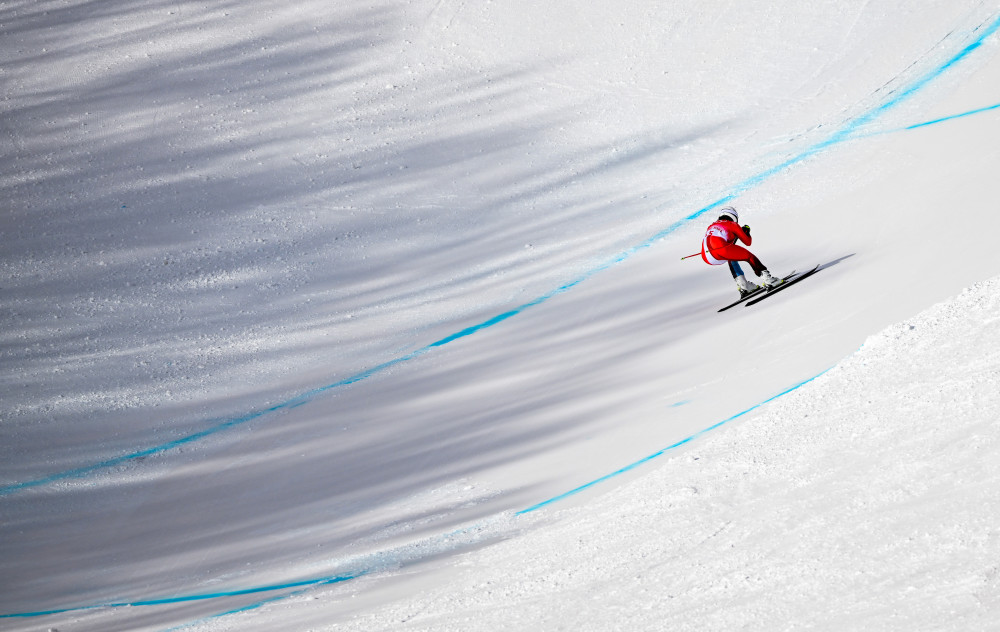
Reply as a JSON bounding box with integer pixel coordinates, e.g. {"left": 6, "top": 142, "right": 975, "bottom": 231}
{"left": 2, "top": 1, "right": 1000, "bottom": 630}
{"left": 328, "top": 275, "right": 1000, "bottom": 632}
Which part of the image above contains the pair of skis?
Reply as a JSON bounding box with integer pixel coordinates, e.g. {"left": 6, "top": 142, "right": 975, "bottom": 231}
{"left": 717, "top": 264, "right": 821, "bottom": 312}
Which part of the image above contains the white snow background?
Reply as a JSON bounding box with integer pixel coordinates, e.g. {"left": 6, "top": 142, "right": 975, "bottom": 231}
{"left": 2, "top": 1, "right": 1000, "bottom": 630}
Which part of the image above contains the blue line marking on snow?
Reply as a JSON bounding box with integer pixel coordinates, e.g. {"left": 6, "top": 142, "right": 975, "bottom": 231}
{"left": 852, "top": 101, "right": 1000, "bottom": 138}
{"left": 160, "top": 571, "right": 371, "bottom": 632}
{"left": 0, "top": 370, "right": 826, "bottom": 621}
{"left": 6, "top": 11, "right": 998, "bottom": 628}
{"left": 161, "top": 591, "right": 303, "bottom": 632}
{"left": 904, "top": 101, "right": 1000, "bottom": 129}
{"left": 3, "top": 15, "right": 998, "bottom": 501}
{"left": 0, "top": 572, "right": 363, "bottom": 619}
{"left": 515, "top": 369, "right": 829, "bottom": 516}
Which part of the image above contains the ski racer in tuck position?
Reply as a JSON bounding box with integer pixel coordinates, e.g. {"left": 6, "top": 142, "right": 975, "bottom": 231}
{"left": 701, "top": 206, "right": 782, "bottom": 297}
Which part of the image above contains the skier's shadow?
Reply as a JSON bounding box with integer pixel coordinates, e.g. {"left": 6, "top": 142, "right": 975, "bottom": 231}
{"left": 818, "top": 253, "right": 856, "bottom": 271}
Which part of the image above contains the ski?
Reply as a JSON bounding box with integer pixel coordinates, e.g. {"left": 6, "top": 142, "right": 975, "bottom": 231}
{"left": 717, "top": 270, "right": 798, "bottom": 312}
{"left": 744, "top": 264, "right": 821, "bottom": 307}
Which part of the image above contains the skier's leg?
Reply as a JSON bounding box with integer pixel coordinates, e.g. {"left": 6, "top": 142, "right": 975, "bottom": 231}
{"left": 745, "top": 254, "right": 782, "bottom": 286}
{"left": 744, "top": 253, "right": 767, "bottom": 276}
{"left": 714, "top": 243, "right": 765, "bottom": 275}
{"left": 714, "top": 244, "right": 777, "bottom": 290}
{"left": 727, "top": 259, "right": 759, "bottom": 295}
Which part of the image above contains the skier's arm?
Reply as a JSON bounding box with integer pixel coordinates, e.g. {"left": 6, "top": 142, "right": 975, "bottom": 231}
{"left": 731, "top": 222, "right": 752, "bottom": 246}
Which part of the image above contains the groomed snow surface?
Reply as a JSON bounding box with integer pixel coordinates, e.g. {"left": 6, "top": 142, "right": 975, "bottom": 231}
{"left": 335, "top": 276, "right": 1000, "bottom": 632}
{"left": 3, "top": 1, "right": 1000, "bottom": 630}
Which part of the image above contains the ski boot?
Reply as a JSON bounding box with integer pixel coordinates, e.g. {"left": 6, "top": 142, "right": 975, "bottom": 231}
{"left": 735, "top": 275, "right": 760, "bottom": 297}
{"left": 759, "top": 270, "right": 782, "bottom": 289}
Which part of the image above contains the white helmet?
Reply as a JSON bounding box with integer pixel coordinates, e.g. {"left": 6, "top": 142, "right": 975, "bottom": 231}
{"left": 718, "top": 206, "right": 739, "bottom": 223}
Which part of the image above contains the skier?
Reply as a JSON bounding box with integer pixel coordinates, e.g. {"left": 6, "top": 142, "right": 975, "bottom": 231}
{"left": 701, "top": 206, "right": 781, "bottom": 297}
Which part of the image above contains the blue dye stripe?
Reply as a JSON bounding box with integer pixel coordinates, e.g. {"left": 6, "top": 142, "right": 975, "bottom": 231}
{"left": 904, "top": 101, "right": 1000, "bottom": 129}
{"left": 0, "top": 212, "right": 726, "bottom": 497}
{"left": 857, "top": 100, "right": 1000, "bottom": 139}
{"left": 2, "top": 11, "right": 993, "bottom": 627}
{"left": 0, "top": 371, "right": 825, "bottom": 621}
{"left": 4, "top": 13, "right": 997, "bottom": 499}
{"left": 515, "top": 369, "right": 830, "bottom": 515}
{"left": 0, "top": 572, "right": 363, "bottom": 619}
{"left": 161, "top": 590, "right": 306, "bottom": 632}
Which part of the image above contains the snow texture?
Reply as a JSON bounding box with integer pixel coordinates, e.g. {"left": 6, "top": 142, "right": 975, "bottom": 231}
{"left": 2, "top": 0, "right": 1000, "bottom": 630}
{"left": 331, "top": 276, "right": 1000, "bottom": 632}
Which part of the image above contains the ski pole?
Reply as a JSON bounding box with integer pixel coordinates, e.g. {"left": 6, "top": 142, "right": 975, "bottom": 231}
{"left": 681, "top": 252, "right": 702, "bottom": 260}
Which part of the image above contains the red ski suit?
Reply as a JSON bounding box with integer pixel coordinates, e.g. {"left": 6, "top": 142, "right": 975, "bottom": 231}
{"left": 700, "top": 220, "right": 766, "bottom": 276}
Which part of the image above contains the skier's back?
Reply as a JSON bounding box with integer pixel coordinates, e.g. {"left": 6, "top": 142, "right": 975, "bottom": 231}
{"left": 701, "top": 206, "right": 781, "bottom": 296}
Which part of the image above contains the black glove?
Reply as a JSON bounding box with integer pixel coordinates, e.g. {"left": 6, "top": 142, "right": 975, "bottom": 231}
{"left": 742, "top": 224, "right": 751, "bottom": 236}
